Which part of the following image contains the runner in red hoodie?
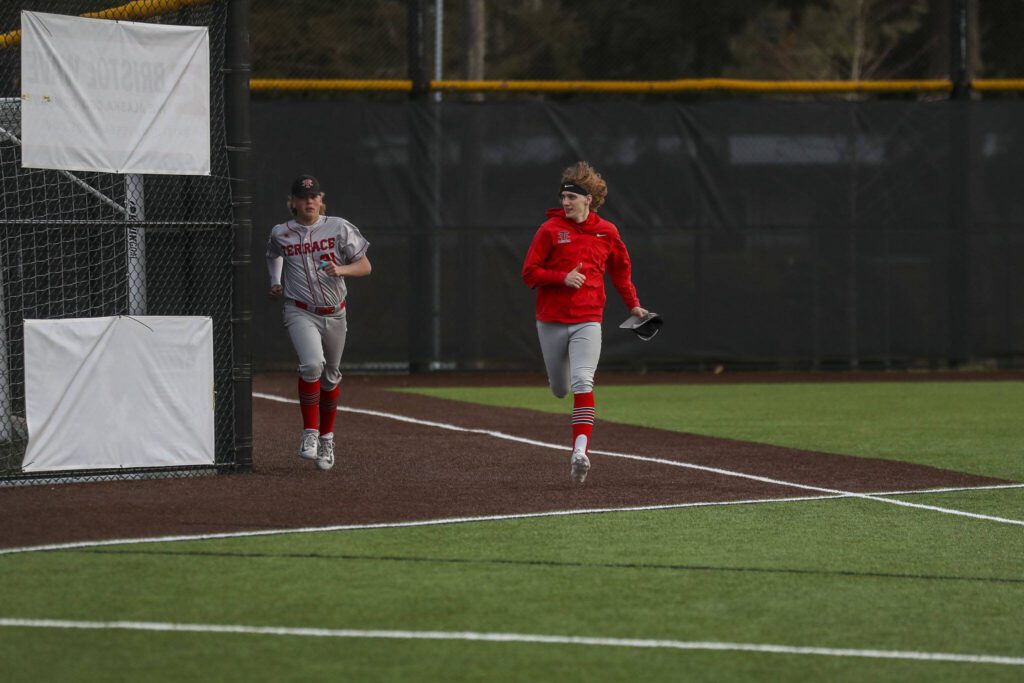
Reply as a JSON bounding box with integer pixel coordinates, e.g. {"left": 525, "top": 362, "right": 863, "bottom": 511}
{"left": 522, "top": 161, "right": 648, "bottom": 484}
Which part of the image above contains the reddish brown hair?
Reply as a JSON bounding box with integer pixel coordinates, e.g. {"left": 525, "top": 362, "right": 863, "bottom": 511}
{"left": 560, "top": 161, "right": 608, "bottom": 210}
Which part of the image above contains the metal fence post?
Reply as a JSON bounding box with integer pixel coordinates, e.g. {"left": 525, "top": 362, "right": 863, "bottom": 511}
{"left": 948, "top": 0, "right": 971, "bottom": 366}
{"left": 226, "top": 0, "right": 253, "bottom": 468}
{"left": 407, "top": 0, "right": 440, "bottom": 372}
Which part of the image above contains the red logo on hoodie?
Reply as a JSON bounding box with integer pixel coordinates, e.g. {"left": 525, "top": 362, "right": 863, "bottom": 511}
{"left": 557, "top": 231, "right": 571, "bottom": 244}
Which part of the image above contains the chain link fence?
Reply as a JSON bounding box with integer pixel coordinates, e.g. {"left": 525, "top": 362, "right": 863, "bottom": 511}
{"left": 0, "top": 0, "right": 243, "bottom": 482}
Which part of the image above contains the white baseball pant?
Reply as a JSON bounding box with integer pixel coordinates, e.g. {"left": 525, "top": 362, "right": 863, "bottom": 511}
{"left": 284, "top": 304, "right": 348, "bottom": 389}
{"left": 536, "top": 321, "right": 602, "bottom": 398}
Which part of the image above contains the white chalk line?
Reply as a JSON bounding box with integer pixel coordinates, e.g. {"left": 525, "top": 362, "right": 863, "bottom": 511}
{"left": 3, "top": 397, "right": 1020, "bottom": 557}
{"left": 257, "top": 392, "right": 1024, "bottom": 527}
{"left": 7, "top": 483, "right": 1021, "bottom": 556}
{"left": 0, "top": 618, "right": 1020, "bottom": 666}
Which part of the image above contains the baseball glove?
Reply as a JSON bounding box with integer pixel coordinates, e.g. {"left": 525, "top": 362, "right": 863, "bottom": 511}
{"left": 619, "top": 312, "right": 663, "bottom": 341}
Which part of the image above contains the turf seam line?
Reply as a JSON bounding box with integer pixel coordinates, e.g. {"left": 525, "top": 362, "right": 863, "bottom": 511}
{"left": 3, "top": 484, "right": 1020, "bottom": 556}
{"left": 1, "top": 618, "right": 1021, "bottom": 666}
{"left": 76, "top": 548, "right": 1024, "bottom": 584}
{"left": 256, "top": 392, "right": 1024, "bottom": 528}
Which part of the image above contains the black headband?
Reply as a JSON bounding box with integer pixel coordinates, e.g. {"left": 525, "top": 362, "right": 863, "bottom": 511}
{"left": 560, "top": 183, "right": 590, "bottom": 197}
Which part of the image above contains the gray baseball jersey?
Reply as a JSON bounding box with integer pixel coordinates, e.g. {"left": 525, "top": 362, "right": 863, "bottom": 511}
{"left": 266, "top": 215, "right": 370, "bottom": 310}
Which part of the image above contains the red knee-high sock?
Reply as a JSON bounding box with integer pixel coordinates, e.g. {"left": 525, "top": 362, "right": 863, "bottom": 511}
{"left": 571, "top": 391, "right": 595, "bottom": 452}
{"left": 298, "top": 378, "right": 320, "bottom": 431}
{"left": 319, "top": 384, "right": 341, "bottom": 437}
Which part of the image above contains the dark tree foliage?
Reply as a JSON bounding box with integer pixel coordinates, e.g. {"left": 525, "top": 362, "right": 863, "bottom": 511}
{"left": 247, "top": 0, "right": 1024, "bottom": 81}
{"left": 978, "top": 0, "right": 1024, "bottom": 77}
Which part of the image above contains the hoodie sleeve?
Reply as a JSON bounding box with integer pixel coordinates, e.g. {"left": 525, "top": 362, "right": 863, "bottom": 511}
{"left": 522, "top": 226, "right": 567, "bottom": 288}
{"left": 606, "top": 230, "right": 641, "bottom": 310}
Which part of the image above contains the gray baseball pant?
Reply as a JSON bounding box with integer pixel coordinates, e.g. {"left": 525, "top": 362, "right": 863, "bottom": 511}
{"left": 536, "top": 321, "right": 602, "bottom": 398}
{"left": 284, "top": 304, "right": 348, "bottom": 389}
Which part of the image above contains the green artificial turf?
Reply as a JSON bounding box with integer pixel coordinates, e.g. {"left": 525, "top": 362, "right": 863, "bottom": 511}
{"left": 10, "top": 630, "right": 1017, "bottom": 683}
{"left": 398, "top": 381, "right": 1024, "bottom": 480}
{"left": 2, "top": 496, "right": 1023, "bottom": 682}
{"left": 3, "top": 378, "right": 1023, "bottom": 682}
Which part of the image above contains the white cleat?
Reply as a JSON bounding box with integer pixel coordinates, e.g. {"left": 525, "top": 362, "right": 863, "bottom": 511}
{"left": 316, "top": 436, "right": 335, "bottom": 471}
{"left": 570, "top": 449, "right": 590, "bottom": 484}
{"left": 298, "top": 429, "right": 319, "bottom": 461}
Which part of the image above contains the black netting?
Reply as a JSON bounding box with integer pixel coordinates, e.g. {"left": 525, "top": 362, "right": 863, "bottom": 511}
{"left": 1, "top": 1, "right": 237, "bottom": 478}
{"left": 249, "top": 99, "right": 1024, "bottom": 373}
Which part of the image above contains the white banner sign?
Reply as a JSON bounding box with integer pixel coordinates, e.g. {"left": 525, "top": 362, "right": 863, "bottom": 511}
{"left": 20, "top": 11, "right": 210, "bottom": 175}
{"left": 23, "top": 316, "right": 215, "bottom": 472}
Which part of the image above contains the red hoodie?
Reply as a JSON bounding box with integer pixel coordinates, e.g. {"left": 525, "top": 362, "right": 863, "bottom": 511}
{"left": 522, "top": 208, "right": 640, "bottom": 323}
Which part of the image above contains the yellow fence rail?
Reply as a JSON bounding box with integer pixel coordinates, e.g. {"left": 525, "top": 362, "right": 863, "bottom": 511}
{"left": 250, "top": 78, "right": 1024, "bottom": 94}
{"left": 430, "top": 78, "right": 953, "bottom": 94}
{"left": 0, "top": 0, "right": 213, "bottom": 49}
{"left": 971, "top": 79, "right": 1024, "bottom": 91}
{"left": 250, "top": 79, "right": 414, "bottom": 93}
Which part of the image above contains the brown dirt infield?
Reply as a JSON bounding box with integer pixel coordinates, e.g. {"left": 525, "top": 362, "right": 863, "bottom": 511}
{"left": 0, "top": 371, "right": 1014, "bottom": 551}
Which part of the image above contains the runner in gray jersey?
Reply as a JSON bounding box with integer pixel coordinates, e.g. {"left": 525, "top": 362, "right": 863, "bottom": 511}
{"left": 266, "top": 175, "right": 372, "bottom": 471}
